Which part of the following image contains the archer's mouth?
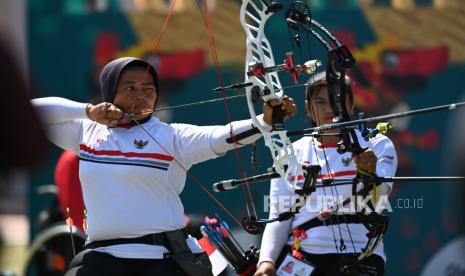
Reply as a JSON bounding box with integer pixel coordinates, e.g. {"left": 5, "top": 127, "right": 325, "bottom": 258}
{"left": 323, "top": 116, "right": 335, "bottom": 122}
{"left": 129, "top": 105, "right": 151, "bottom": 113}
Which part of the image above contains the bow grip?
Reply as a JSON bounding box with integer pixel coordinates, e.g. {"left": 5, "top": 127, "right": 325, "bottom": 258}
{"left": 269, "top": 103, "right": 285, "bottom": 131}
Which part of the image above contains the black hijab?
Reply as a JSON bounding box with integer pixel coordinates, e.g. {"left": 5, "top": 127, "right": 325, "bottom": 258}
{"left": 99, "top": 57, "right": 158, "bottom": 106}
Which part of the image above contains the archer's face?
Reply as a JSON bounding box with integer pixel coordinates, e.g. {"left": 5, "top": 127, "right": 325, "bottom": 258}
{"left": 113, "top": 67, "right": 157, "bottom": 121}
{"left": 306, "top": 86, "right": 353, "bottom": 126}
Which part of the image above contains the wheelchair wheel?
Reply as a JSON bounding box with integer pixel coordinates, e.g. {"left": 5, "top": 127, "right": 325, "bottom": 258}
{"left": 23, "top": 223, "right": 86, "bottom": 276}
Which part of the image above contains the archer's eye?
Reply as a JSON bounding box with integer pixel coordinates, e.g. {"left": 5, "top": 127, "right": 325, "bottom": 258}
{"left": 124, "top": 86, "right": 135, "bottom": 91}
{"left": 144, "top": 86, "right": 156, "bottom": 94}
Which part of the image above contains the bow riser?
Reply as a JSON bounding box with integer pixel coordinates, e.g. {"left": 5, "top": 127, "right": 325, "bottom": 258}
{"left": 240, "top": 0, "right": 306, "bottom": 192}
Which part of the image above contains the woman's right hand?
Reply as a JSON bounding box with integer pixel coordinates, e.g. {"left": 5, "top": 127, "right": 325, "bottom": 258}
{"left": 86, "top": 102, "right": 130, "bottom": 127}
{"left": 254, "top": 261, "right": 276, "bottom": 276}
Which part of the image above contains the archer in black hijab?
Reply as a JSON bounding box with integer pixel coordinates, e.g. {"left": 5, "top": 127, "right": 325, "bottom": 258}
{"left": 100, "top": 57, "right": 159, "bottom": 109}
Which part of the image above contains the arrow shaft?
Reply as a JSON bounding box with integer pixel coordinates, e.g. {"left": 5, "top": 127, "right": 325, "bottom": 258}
{"left": 290, "top": 102, "right": 465, "bottom": 136}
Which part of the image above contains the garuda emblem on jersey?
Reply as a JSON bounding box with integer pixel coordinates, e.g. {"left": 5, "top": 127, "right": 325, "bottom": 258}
{"left": 134, "top": 139, "right": 148, "bottom": 149}
{"left": 341, "top": 157, "right": 352, "bottom": 167}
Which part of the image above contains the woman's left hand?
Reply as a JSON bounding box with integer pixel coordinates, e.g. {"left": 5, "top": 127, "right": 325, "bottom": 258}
{"left": 353, "top": 150, "right": 377, "bottom": 175}
{"left": 263, "top": 95, "right": 297, "bottom": 126}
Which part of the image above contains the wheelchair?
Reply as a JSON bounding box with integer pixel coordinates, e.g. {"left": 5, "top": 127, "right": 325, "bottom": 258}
{"left": 22, "top": 185, "right": 86, "bottom": 276}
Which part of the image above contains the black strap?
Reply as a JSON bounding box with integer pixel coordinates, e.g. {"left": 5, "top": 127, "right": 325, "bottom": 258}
{"left": 276, "top": 244, "right": 385, "bottom": 275}
{"left": 85, "top": 229, "right": 187, "bottom": 249}
{"left": 225, "top": 126, "right": 260, "bottom": 144}
{"left": 270, "top": 103, "right": 285, "bottom": 131}
{"left": 291, "top": 214, "right": 363, "bottom": 236}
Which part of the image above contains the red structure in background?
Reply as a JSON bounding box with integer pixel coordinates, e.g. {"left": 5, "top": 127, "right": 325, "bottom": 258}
{"left": 54, "top": 150, "right": 85, "bottom": 231}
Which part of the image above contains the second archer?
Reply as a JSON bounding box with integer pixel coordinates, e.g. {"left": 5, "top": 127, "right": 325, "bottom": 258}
{"left": 255, "top": 72, "right": 398, "bottom": 276}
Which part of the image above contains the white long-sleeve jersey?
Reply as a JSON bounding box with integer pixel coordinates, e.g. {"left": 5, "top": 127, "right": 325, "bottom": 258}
{"left": 33, "top": 97, "right": 267, "bottom": 259}
{"left": 259, "top": 132, "right": 397, "bottom": 265}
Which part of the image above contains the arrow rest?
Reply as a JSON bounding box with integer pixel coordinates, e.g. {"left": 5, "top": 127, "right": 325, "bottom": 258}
{"left": 356, "top": 112, "right": 394, "bottom": 141}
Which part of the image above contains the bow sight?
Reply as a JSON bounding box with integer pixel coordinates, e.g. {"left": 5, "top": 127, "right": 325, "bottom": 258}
{"left": 247, "top": 52, "right": 320, "bottom": 84}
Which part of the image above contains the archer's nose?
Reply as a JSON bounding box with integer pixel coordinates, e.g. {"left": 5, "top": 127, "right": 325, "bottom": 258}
{"left": 323, "top": 104, "right": 334, "bottom": 115}
{"left": 132, "top": 89, "right": 146, "bottom": 100}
